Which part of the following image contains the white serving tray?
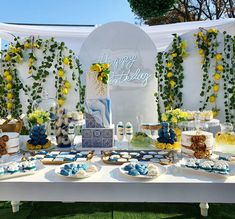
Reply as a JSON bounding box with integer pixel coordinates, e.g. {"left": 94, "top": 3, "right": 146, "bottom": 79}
{"left": 176, "top": 158, "right": 235, "bottom": 178}
{"left": 0, "top": 160, "right": 44, "bottom": 180}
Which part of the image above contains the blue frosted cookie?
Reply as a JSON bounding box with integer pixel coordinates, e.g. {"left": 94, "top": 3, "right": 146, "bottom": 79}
{"left": 128, "top": 169, "right": 140, "bottom": 176}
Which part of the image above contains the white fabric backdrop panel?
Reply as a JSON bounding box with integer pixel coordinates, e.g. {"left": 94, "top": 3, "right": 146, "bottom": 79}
{"left": 79, "top": 22, "right": 157, "bottom": 130}
{"left": 0, "top": 19, "right": 234, "bottom": 124}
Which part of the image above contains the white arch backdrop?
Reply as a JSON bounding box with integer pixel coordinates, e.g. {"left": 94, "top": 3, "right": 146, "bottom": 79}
{"left": 0, "top": 19, "right": 234, "bottom": 129}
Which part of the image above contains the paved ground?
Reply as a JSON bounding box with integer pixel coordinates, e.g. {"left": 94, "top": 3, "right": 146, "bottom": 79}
{"left": 1, "top": 202, "right": 235, "bottom": 219}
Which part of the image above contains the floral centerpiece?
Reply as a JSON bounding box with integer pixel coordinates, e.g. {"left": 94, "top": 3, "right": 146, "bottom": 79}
{"left": 161, "top": 108, "right": 188, "bottom": 142}
{"left": 90, "top": 63, "right": 110, "bottom": 84}
{"left": 27, "top": 109, "right": 51, "bottom": 150}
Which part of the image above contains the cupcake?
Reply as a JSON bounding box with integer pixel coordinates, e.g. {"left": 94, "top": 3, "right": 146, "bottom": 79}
{"left": 7, "top": 163, "right": 20, "bottom": 174}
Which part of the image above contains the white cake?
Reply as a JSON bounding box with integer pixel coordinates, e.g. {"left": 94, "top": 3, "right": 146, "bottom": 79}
{"left": 6, "top": 132, "right": 19, "bottom": 154}
{"left": 85, "top": 70, "right": 112, "bottom": 128}
{"left": 181, "top": 131, "right": 214, "bottom": 158}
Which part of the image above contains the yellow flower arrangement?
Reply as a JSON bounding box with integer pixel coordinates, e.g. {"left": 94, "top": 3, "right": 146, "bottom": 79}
{"left": 213, "top": 73, "right": 221, "bottom": 81}
{"left": 28, "top": 109, "right": 50, "bottom": 125}
{"left": 161, "top": 108, "right": 187, "bottom": 124}
{"left": 167, "top": 72, "right": 173, "bottom": 78}
{"left": 62, "top": 88, "right": 68, "bottom": 95}
{"left": 161, "top": 113, "right": 168, "bottom": 121}
{"left": 209, "top": 95, "right": 216, "bottom": 103}
{"left": 90, "top": 63, "right": 110, "bottom": 84}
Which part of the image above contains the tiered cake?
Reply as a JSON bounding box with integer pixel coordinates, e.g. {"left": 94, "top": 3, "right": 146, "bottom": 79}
{"left": 82, "top": 63, "right": 114, "bottom": 148}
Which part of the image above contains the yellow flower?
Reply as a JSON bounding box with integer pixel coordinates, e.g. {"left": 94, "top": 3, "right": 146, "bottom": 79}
{"left": 199, "top": 49, "right": 204, "bottom": 55}
{"left": 161, "top": 113, "right": 168, "bottom": 121}
{"left": 167, "top": 62, "right": 173, "bottom": 68}
{"left": 167, "top": 72, "right": 173, "bottom": 78}
{"left": 36, "top": 117, "right": 43, "bottom": 125}
{"left": 213, "top": 84, "right": 220, "bottom": 92}
{"left": 90, "top": 64, "right": 102, "bottom": 72}
{"left": 170, "top": 80, "right": 176, "bottom": 88}
{"left": 58, "top": 69, "right": 65, "bottom": 77}
{"left": 209, "top": 95, "right": 216, "bottom": 103}
{"left": 208, "top": 28, "right": 218, "bottom": 33}
{"left": 171, "top": 116, "right": 178, "bottom": 124}
{"left": 9, "top": 46, "right": 18, "bottom": 53}
{"left": 213, "top": 73, "right": 221, "bottom": 81}
{"left": 180, "top": 41, "right": 187, "bottom": 49}
{"left": 4, "top": 54, "right": 11, "bottom": 62}
{"left": 171, "top": 53, "right": 177, "bottom": 58}
{"left": 62, "top": 88, "right": 68, "bottom": 95}
{"left": 64, "top": 81, "right": 71, "bottom": 89}
{"left": 215, "top": 53, "right": 222, "bottom": 61}
{"left": 212, "top": 110, "right": 219, "bottom": 118}
{"left": 24, "top": 42, "right": 31, "bottom": 49}
{"left": 33, "top": 43, "right": 40, "bottom": 49}
{"left": 16, "top": 55, "right": 23, "bottom": 63}
{"left": 98, "top": 76, "right": 103, "bottom": 81}
{"left": 198, "top": 32, "right": 204, "bottom": 38}
{"left": 63, "top": 57, "right": 70, "bottom": 65}
{"left": 6, "top": 83, "right": 12, "bottom": 90}
{"left": 58, "top": 99, "right": 65, "bottom": 106}
{"left": 3, "top": 70, "right": 10, "bottom": 77}
{"left": 7, "top": 93, "right": 13, "bottom": 99}
{"left": 7, "top": 102, "right": 13, "bottom": 110}
{"left": 216, "top": 65, "right": 224, "bottom": 71}
{"left": 102, "top": 63, "right": 110, "bottom": 69}
{"left": 5, "top": 75, "right": 12, "bottom": 81}
{"left": 29, "top": 58, "right": 34, "bottom": 64}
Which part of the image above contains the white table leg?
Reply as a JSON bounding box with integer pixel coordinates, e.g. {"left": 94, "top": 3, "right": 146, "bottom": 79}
{"left": 11, "top": 201, "right": 20, "bottom": 213}
{"left": 199, "top": 202, "right": 209, "bottom": 217}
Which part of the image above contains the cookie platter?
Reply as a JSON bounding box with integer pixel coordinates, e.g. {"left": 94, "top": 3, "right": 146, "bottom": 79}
{"left": 119, "top": 162, "right": 166, "bottom": 179}
{"left": 101, "top": 150, "right": 176, "bottom": 165}
{"left": 0, "top": 160, "right": 44, "bottom": 180}
{"left": 177, "top": 157, "right": 235, "bottom": 178}
{"left": 55, "top": 162, "right": 100, "bottom": 179}
{"left": 28, "top": 150, "right": 94, "bottom": 165}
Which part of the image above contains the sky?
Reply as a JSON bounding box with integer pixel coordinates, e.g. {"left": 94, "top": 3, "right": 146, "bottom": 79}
{"left": 0, "top": 0, "right": 136, "bottom": 25}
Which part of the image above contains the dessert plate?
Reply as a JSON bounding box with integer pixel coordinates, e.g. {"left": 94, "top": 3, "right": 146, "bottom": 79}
{"left": 21, "top": 144, "right": 56, "bottom": 153}
{"left": 119, "top": 162, "right": 166, "bottom": 179}
{"left": 55, "top": 162, "right": 101, "bottom": 179}
{"left": 0, "top": 160, "right": 44, "bottom": 180}
{"left": 176, "top": 158, "right": 235, "bottom": 178}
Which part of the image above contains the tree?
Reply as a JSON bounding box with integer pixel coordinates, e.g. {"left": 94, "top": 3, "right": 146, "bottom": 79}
{"left": 127, "top": 0, "right": 175, "bottom": 20}
{"left": 128, "top": 0, "right": 235, "bottom": 25}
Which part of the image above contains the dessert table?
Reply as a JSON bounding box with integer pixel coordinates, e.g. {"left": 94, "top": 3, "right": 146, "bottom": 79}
{"left": 1, "top": 136, "right": 235, "bottom": 217}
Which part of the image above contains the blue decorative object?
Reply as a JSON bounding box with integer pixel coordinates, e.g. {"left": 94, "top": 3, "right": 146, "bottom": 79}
{"left": 28, "top": 125, "right": 49, "bottom": 146}
{"left": 157, "top": 122, "right": 177, "bottom": 144}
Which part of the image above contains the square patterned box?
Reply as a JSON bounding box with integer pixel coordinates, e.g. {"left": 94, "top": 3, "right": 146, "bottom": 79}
{"left": 82, "top": 128, "right": 114, "bottom": 148}
{"left": 85, "top": 113, "right": 103, "bottom": 128}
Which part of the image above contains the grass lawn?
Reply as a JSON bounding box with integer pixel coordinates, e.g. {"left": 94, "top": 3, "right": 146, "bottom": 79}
{"left": 1, "top": 202, "right": 235, "bottom": 219}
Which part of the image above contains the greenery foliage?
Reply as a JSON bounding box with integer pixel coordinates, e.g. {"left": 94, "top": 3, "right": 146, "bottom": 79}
{"left": 195, "top": 28, "right": 234, "bottom": 122}
{"left": 155, "top": 34, "right": 187, "bottom": 115}
{"left": 0, "top": 36, "right": 85, "bottom": 120}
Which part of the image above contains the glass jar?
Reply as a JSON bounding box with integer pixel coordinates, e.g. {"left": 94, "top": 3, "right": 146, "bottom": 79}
{"left": 216, "top": 123, "right": 235, "bottom": 146}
